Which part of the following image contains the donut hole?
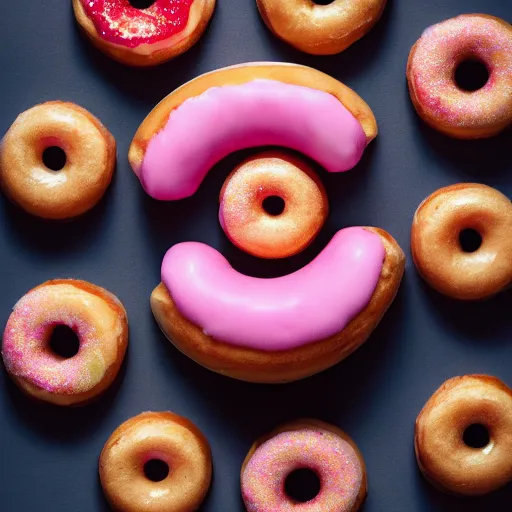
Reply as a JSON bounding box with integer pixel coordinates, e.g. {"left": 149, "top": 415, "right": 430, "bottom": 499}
{"left": 144, "top": 459, "right": 170, "bottom": 482}
{"left": 454, "top": 59, "right": 489, "bottom": 92}
{"left": 312, "top": 0, "right": 336, "bottom": 4}
{"left": 49, "top": 325, "right": 80, "bottom": 359}
{"left": 129, "top": 0, "right": 156, "bottom": 8}
{"left": 42, "top": 146, "right": 67, "bottom": 171}
{"left": 284, "top": 468, "right": 321, "bottom": 503}
{"left": 463, "top": 424, "right": 490, "bottom": 449}
{"left": 262, "top": 196, "right": 285, "bottom": 216}
{"left": 459, "top": 228, "right": 482, "bottom": 253}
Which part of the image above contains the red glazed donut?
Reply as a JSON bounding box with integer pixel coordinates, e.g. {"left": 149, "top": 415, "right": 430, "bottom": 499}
{"left": 73, "top": 0, "right": 216, "bottom": 66}
{"left": 407, "top": 14, "right": 512, "bottom": 139}
{"left": 219, "top": 151, "right": 328, "bottom": 259}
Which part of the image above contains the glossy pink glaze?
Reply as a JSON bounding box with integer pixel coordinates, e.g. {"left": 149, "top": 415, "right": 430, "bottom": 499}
{"left": 242, "top": 428, "right": 363, "bottom": 512}
{"left": 162, "top": 227, "right": 384, "bottom": 350}
{"left": 80, "top": 0, "right": 193, "bottom": 48}
{"left": 140, "top": 80, "right": 368, "bottom": 200}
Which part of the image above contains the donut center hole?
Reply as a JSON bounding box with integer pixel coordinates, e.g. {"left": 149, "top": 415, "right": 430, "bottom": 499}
{"left": 312, "top": 0, "right": 335, "bottom": 4}
{"left": 49, "top": 325, "right": 80, "bottom": 359}
{"left": 262, "top": 196, "right": 285, "bottom": 216}
{"left": 284, "top": 468, "right": 321, "bottom": 503}
{"left": 459, "top": 228, "right": 482, "bottom": 253}
{"left": 463, "top": 424, "right": 490, "bottom": 449}
{"left": 455, "top": 60, "right": 489, "bottom": 92}
{"left": 129, "top": 0, "right": 156, "bottom": 8}
{"left": 42, "top": 146, "right": 67, "bottom": 171}
{"left": 144, "top": 459, "right": 169, "bottom": 482}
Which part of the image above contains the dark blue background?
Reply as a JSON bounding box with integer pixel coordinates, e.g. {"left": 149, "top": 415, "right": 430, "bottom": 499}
{"left": 1, "top": 0, "right": 511, "bottom": 510}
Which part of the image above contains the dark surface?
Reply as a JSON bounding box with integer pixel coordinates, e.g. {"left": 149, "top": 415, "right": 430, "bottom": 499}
{"left": 1, "top": 0, "right": 511, "bottom": 510}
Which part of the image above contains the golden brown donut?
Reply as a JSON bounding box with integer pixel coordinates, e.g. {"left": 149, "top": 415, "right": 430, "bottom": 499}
{"left": 256, "top": 0, "right": 387, "bottom": 55}
{"left": 241, "top": 419, "right": 367, "bottom": 511}
{"left": 100, "top": 411, "right": 212, "bottom": 512}
{"left": 219, "top": 151, "right": 328, "bottom": 259}
{"left": 415, "top": 375, "right": 512, "bottom": 495}
{"left": 150, "top": 228, "right": 404, "bottom": 383}
{"left": 411, "top": 183, "right": 512, "bottom": 300}
{"left": 1, "top": 279, "right": 128, "bottom": 406}
{"left": 73, "top": 0, "right": 216, "bottom": 67}
{"left": 0, "top": 101, "right": 116, "bottom": 219}
{"left": 407, "top": 14, "right": 512, "bottom": 139}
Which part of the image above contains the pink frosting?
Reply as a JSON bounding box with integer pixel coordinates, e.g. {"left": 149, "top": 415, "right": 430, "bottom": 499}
{"left": 242, "top": 427, "right": 363, "bottom": 512}
{"left": 140, "top": 79, "right": 368, "bottom": 200}
{"left": 162, "top": 227, "right": 384, "bottom": 350}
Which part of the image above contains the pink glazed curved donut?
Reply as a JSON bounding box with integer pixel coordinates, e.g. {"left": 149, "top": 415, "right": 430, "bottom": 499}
{"left": 129, "top": 63, "right": 378, "bottom": 200}
{"left": 407, "top": 14, "right": 512, "bottom": 139}
{"left": 241, "top": 420, "right": 367, "bottom": 512}
{"left": 151, "top": 227, "right": 404, "bottom": 382}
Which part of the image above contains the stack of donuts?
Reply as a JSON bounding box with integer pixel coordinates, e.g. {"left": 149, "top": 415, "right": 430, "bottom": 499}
{"left": 0, "top": 0, "right": 511, "bottom": 511}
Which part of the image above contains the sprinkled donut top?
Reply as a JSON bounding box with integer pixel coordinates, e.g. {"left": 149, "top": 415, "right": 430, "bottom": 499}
{"left": 2, "top": 284, "right": 122, "bottom": 394}
{"left": 242, "top": 428, "right": 363, "bottom": 511}
{"left": 80, "top": 0, "right": 194, "bottom": 48}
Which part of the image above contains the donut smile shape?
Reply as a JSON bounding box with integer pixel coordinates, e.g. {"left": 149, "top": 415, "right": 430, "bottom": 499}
{"left": 129, "top": 63, "right": 377, "bottom": 200}
{"left": 151, "top": 227, "right": 404, "bottom": 383}
{"left": 415, "top": 375, "right": 512, "bottom": 495}
{"left": 73, "top": 0, "right": 216, "bottom": 66}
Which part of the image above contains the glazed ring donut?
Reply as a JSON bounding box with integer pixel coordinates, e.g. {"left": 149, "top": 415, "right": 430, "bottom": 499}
{"left": 411, "top": 183, "right": 512, "bottom": 300}
{"left": 100, "top": 411, "right": 212, "bottom": 512}
{"left": 0, "top": 101, "right": 116, "bottom": 219}
{"left": 407, "top": 14, "right": 512, "bottom": 139}
{"left": 1, "top": 279, "right": 128, "bottom": 406}
{"left": 415, "top": 375, "right": 512, "bottom": 495}
{"left": 73, "top": 0, "right": 216, "bottom": 66}
{"left": 241, "top": 419, "right": 367, "bottom": 511}
{"left": 256, "top": 0, "right": 386, "bottom": 55}
{"left": 219, "top": 151, "right": 328, "bottom": 259}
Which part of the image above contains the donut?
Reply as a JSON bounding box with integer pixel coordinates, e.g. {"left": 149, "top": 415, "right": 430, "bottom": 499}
{"left": 129, "top": 62, "right": 378, "bottom": 200}
{"left": 219, "top": 151, "right": 328, "bottom": 259}
{"left": 415, "top": 375, "right": 512, "bottom": 495}
{"left": 241, "top": 419, "right": 367, "bottom": 511}
{"left": 1, "top": 279, "right": 128, "bottom": 406}
{"left": 0, "top": 101, "right": 116, "bottom": 220}
{"left": 256, "top": 0, "right": 386, "bottom": 55}
{"left": 151, "top": 226, "right": 404, "bottom": 383}
{"left": 100, "top": 411, "right": 212, "bottom": 512}
{"left": 407, "top": 14, "right": 512, "bottom": 139}
{"left": 73, "top": 0, "right": 216, "bottom": 67}
{"left": 411, "top": 183, "right": 512, "bottom": 300}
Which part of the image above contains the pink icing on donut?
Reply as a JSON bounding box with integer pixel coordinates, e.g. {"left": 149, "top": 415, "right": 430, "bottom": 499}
{"left": 242, "top": 428, "right": 363, "bottom": 512}
{"left": 140, "top": 80, "right": 368, "bottom": 200}
{"left": 409, "top": 15, "right": 512, "bottom": 131}
{"left": 162, "top": 227, "right": 384, "bottom": 350}
{"left": 2, "top": 285, "right": 117, "bottom": 394}
{"left": 80, "top": 0, "right": 193, "bottom": 48}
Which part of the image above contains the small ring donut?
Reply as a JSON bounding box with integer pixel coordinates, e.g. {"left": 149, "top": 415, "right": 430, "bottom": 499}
{"left": 1, "top": 279, "right": 128, "bottom": 406}
{"left": 219, "top": 151, "right": 328, "bottom": 259}
{"left": 256, "top": 0, "right": 386, "bottom": 55}
{"left": 0, "top": 101, "right": 116, "bottom": 219}
{"left": 73, "top": 0, "right": 216, "bottom": 66}
{"left": 100, "top": 411, "right": 212, "bottom": 512}
{"left": 415, "top": 375, "right": 512, "bottom": 495}
{"left": 407, "top": 14, "right": 512, "bottom": 139}
{"left": 411, "top": 183, "right": 512, "bottom": 300}
{"left": 241, "top": 419, "right": 367, "bottom": 511}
